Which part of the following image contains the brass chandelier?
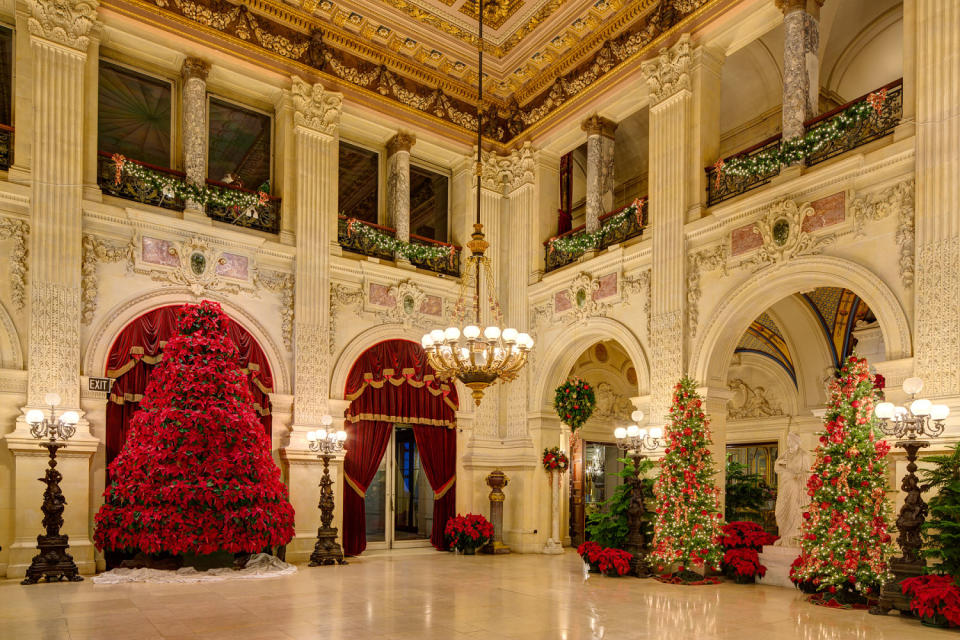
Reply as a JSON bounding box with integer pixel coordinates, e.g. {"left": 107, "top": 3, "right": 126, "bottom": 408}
{"left": 421, "top": 0, "right": 532, "bottom": 405}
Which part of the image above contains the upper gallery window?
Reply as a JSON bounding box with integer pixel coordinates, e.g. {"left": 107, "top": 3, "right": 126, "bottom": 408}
{"left": 409, "top": 164, "right": 449, "bottom": 242}
{"left": 338, "top": 141, "right": 379, "bottom": 224}
{"left": 207, "top": 96, "right": 272, "bottom": 193}
{"left": 0, "top": 25, "right": 12, "bottom": 127}
{"left": 98, "top": 61, "right": 173, "bottom": 167}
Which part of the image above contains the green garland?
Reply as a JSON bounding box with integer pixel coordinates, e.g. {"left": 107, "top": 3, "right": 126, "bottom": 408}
{"left": 713, "top": 88, "right": 889, "bottom": 183}
{"left": 546, "top": 198, "right": 646, "bottom": 257}
{"left": 343, "top": 217, "right": 459, "bottom": 266}
{"left": 554, "top": 377, "right": 596, "bottom": 431}
{"left": 112, "top": 154, "right": 270, "bottom": 213}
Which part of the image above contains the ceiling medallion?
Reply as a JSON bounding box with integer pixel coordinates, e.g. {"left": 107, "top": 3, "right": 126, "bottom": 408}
{"left": 422, "top": 0, "right": 533, "bottom": 405}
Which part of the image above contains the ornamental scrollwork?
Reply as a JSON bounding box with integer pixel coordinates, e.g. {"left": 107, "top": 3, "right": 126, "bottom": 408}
{"left": 0, "top": 218, "right": 29, "bottom": 311}
{"left": 329, "top": 283, "right": 363, "bottom": 355}
{"left": 640, "top": 35, "right": 691, "bottom": 106}
{"left": 737, "top": 199, "right": 834, "bottom": 271}
{"left": 81, "top": 234, "right": 134, "bottom": 325}
{"left": 850, "top": 179, "right": 915, "bottom": 288}
{"left": 135, "top": 236, "right": 255, "bottom": 297}
{"left": 687, "top": 244, "right": 729, "bottom": 338}
{"left": 255, "top": 269, "right": 295, "bottom": 350}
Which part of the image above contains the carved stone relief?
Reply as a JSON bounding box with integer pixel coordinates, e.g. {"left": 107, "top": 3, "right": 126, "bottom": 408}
{"left": 915, "top": 238, "right": 960, "bottom": 397}
{"left": 850, "top": 179, "right": 915, "bottom": 288}
{"left": 733, "top": 199, "right": 835, "bottom": 271}
{"left": 255, "top": 269, "right": 295, "bottom": 350}
{"left": 593, "top": 381, "right": 634, "bottom": 421}
{"left": 727, "top": 378, "right": 784, "bottom": 420}
{"left": 686, "top": 244, "right": 729, "bottom": 338}
{"left": 648, "top": 310, "right": 682, "bottom": 423}
{"left": 81, "top": 235, "right": 134, "bottom": 324}
{"left": 329, "top": 283, "right": 363, "bottom": 354}
{"left": 28, "top": 0, "right": 99, "bottom": 50}
{"left": 640, "top": 34, "right": 691, "bottom": 106}
{"left": 291, "top": 76, "right": 343, "bottom": 135}
{"left": 135, "top": 235, "right": 257, "bottom": 297}
{"left": 0, "top": 217, "right": 29, "bottom": 310}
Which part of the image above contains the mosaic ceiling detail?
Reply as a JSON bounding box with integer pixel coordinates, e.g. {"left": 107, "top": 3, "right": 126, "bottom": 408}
{"left": 801, "top": 287, "right": 874, "bottom": 368}
{"left": 736, "top": 312, "right": 797, "bottom": 386}
{"left": 108, "top": 0, "right": 715, "bottom": 142}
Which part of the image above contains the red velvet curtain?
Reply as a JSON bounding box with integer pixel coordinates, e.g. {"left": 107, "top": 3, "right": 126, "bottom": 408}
{"left": 341, "top": 420, "right": 392, "bottom": 557}
{"left": 105, "top": 305, "right": 274, "bottom": 469}
{"left": 413, "top": 425, "right": 456, "bottom": 550}
{"left": 342, "top": 339, "right": 458, "bottom": 555}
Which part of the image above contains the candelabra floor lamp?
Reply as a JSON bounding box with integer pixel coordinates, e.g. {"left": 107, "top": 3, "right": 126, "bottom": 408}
{"left": 307, "top": 416, "right": 348, "bottom": 566}
{"left": 22, "top": 394, "right": 83, "bottom": 585}
{"left": 614, "top": 411, "right": 662, "bottom": 578}
{"left": 870, "top": 377, "right": 948, "bottom": 615}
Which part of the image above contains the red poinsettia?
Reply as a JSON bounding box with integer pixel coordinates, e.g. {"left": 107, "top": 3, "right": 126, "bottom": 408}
{"left": 94, "top": 301, "right": 295, "bottom": 556}
{"left": 542, "top": 447, "right": 569, "bottom": 472}
{"left": 723, "top": 548, "right": 767, "bottom": 579}
{"left": 445, "top": 513, "right": 494, "bottom": 552}
{"left": 598, "top": 548, "right": 633, "bottom": 576}
{"left": 721, "top": 521, "right": 779, "bottom": 551}
{"left": 577, "top": 540, "right": 603, "bottom": 564}
{"left": 902, "top": 575, "right": 960, "bottom": 626}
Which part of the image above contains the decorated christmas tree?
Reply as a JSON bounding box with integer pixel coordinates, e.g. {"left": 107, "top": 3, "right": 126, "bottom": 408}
{"left": 651, "top": 376, "right": 725, "bottom": 578}
{"left": 790, "top": 355, "right": 894, "bottom": 602}
{"left": 94, "top": 301, "right": 295, "bottom": 556}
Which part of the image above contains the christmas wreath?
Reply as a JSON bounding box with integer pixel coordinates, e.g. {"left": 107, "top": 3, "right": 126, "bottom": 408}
{"left": 553, "top": 377, "right": 596, "bottom": 431}
{"left": 542, "top": 447, "right": 569, "bottom": 473}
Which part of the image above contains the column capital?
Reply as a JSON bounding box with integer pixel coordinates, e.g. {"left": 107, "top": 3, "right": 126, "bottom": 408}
{"left": 775, "top": 0, "right": 824, "bottom": 18}
{"left": 581, "top": 115, "right": 618, "bottom": 139}
{"left": 28, "top": 0, "right": 100, "bottom": 51}
{"left": 386, "top": 131, "right": 416, "bottom": 157}
{"left": 641, "top": 34, "right": 692, "bottom": 107}
{"left": 181, "top": 57, "right": 210, "bottom": 81}
{"left": 291, "top": 75, "right": 343, "bottom": 136}
{"left": 501, "top": 141, "right": 538, "bottom": 193}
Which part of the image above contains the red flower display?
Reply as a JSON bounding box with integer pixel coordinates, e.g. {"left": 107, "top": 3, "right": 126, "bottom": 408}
{"left": 444, "top": 513, "right": 494, "bottom": 552}
{"left": 542, "top": 447, "right": 570, "bottom": 473}
{"left": 902, "top": 575, "right": 960, "bottom": 626}
{"left": 577, "top": 540, "right": 603, "bottom": 564}
{"left": 723, "top": 548, "right": 767, "bottom": 579}
{"left": 721, "top": 521, "right": 779, "bottom": 552}
{"left": 598, "top": 548, "right": 633, "bottom": 576}
{"left": 94, "top": 301, "right": 295, "bottom": 556}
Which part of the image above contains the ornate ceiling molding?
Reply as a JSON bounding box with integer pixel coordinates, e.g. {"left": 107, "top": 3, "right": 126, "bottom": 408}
{"left": 104, "top": 0, "right": 717, "bottom": 143}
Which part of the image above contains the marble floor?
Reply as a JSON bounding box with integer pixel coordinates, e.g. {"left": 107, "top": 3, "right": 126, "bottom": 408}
{"left": 0, "top": 549, "right": 953, "bottom": 640}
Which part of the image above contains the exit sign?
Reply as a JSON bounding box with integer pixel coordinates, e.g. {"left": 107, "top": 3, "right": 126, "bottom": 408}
{"left": 88, "top": 377, "right": 113, "bottom": 393}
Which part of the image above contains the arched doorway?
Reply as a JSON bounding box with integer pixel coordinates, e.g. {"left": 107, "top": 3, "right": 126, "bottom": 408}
{"left": 104, "top": 304, "right": 274, "bottom": 469}
{"left": 341, "top": 339, "right": 458, "bottom": 556}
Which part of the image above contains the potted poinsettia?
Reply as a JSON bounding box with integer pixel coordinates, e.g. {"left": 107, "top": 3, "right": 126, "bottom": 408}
{"left": 444, "top": 514, "right": 494, "bottom": 555}
{"left": 721, "top": 522, "right": 777, "bottom": 584}
{"left": 901, "top": 575, "right": 960, "bottom": 628}
{"left": 598, "top": 548, "right": 633, "bottom": 577}
{"left": 577, "top": 540, "right": 602, "bottom": 573}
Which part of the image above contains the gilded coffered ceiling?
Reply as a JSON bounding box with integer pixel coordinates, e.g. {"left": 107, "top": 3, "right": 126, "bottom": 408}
{"left": 104, "top": 0, "right": 719, "bottom": 143}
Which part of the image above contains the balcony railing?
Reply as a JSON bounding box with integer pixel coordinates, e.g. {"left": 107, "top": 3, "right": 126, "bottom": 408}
{"left": 0, "top": 124, "right": 13, "bottom": 171}
{"left": 338, "top": 215, "right": 462, "bottom": 277}
{"left": 205, "top": 179, "right": 281, "bottom": 234}
{"left": 543, "top": 198, "right": 648, "bottom": 273}
{"left": 98, "top": 152, "right": 282, "bottom": 233}
{"left": 97, "top": 151, "right": 186, "bottom": 212}
{"left": 706, "top": 79, "right": 903, "bottom": 206}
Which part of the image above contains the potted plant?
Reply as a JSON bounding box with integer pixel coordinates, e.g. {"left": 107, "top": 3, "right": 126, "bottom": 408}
{"left": 720, "top": 521, "right": 777, "bottom": 584}
{"left": 577, "top": 540, "right": 602, "bottom": 573}
{"left": 723, "top": 548, "right": 767, "bottom": 584}
{"left": 721, "top": 521, "right": 778, "bottom": 552}
{"left": 444, "top": 514, "right": 494, "bottom": 555}
{"left": 598, "top": 548, "right": 633, "bottom": 577}
{"left": 901, "top": 575, "right": 960, "bottom": 628}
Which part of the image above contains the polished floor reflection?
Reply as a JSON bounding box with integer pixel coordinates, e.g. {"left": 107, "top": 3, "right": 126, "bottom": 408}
{"left": 0, "top": 549, "right": 952, "bottom": 640}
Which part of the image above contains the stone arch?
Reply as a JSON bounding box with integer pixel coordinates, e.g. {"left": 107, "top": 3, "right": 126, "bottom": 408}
{"left": 0, "top": 299, "right": 23, "bottom": 369}
{"left": 83, "top": 288, "right": 291, "bottom": 394}
{"left": 691, "top": 255, "right": 911, "bottom": 389}
{"left": 534, "top": 316, "right": 650, "bottom": 411}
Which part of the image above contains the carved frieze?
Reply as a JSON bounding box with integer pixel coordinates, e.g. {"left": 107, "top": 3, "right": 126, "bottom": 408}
{"left": 255, "top": 269, "right": 295, "bottom": 350}
{"left": 727, "top": 378, "right": 784, "bottom": 420}
{"left": 329, "top": 283, "right": 363, "bottom": 354}
{"left": 732, "top": 199, "right": 835, "bottom": 271}
{"left": 135, "top": 235, "right": 257, "bottom": 297}
{"left": 0, "top": 217, "right": 29, "bottom": 311}
{"left": 850, "top": 179, "right": 915, "bottom": 288}
{"left": 686, "top": 244, "right": 729, "bottom": 338}
{"left": 81, "top": 235, "right": 134, "bottom": 324}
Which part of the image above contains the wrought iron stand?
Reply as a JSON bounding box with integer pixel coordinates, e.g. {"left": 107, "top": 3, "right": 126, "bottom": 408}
{"left": 309, "top": 454, "right": 347, "bottom": 566}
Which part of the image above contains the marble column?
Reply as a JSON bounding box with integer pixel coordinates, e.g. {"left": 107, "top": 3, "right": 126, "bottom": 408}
{"left": 777, "top": 0, "right": 824, "bottom": 141}
{"left": 181, "top": 57, "right": 209, "bottom": 216}
{"left": 279, "top": 76, "right": 343, "bottom": 562}
{"left": 3, "top": 0, "right": 100, "bottom": 578}
{"left": 913, "top": 0, "right": 960, "bottom": 398}
{"left": 642, "top": 35, "right": 692, "bottom": 426}
{"left": 386, "top": 131, "right": 415, "bottom": 243}
{"left": 581, "top": 115, "right": 617, "bottom": 233}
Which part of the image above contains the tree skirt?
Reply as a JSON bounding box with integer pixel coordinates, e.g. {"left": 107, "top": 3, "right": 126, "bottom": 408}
{"left": 806, "top": 592, "right": 872, "bottom": 610}
{"left": 655, "top": 573, "right": 723, "bottom": 586}
{"left": 92, "top": 554, "right": 297, "bottom": 584}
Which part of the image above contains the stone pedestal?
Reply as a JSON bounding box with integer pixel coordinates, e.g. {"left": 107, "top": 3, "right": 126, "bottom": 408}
{"left": 542, "top": 470, "right": 563, "bottom": 554}
{"left": 483, "top": 469, "right": 510, "bottom": 554}
{"left": 757, "top": 545, "right": 800, "bottom": 589}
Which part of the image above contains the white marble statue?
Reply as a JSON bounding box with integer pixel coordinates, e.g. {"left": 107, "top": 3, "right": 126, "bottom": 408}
{"left": 773, "top": 432, "right": 812, "bottom": 547}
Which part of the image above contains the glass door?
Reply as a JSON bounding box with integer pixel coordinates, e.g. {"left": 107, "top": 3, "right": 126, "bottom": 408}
{"left": 364, "top": 425, "right": 433, "bottom": 550}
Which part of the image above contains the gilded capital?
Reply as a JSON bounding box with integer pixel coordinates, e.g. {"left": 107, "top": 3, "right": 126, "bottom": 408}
{"left": 775, "top": 0, "right": 824, "bottom": 17}
{"left": 291, "top": 75, "right": 342, "bottom": 135}
{"left": 28, "top": 0, "right": 100, "bottom": 50}
{"left": 581, "top": 115, "right": 618, "bottom": 139}
{"left": 386, "top": 131, "right": 416, "bottom": 157}
{"left": 640, "top": 34, "right": 692, "bottom": 106}
{"left": 181, "top": 57, "right": 210, "bottom": 82}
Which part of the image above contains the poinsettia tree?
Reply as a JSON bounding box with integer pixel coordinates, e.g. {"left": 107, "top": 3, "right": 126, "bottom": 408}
{"left": 94, "top": 301, "right": 295, "bottom": 556}
{"left": 651, "top": 376, "right": 725, "bottom": 576}
{"left": 790, "top": 355, "right": 894, "bottom": 601}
